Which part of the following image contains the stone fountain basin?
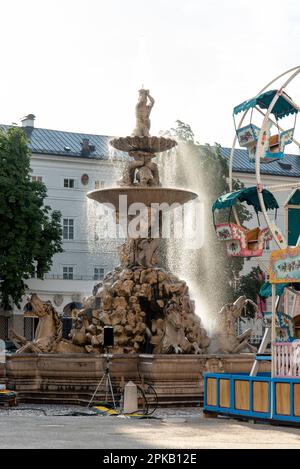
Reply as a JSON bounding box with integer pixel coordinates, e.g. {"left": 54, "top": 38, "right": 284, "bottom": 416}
{"left": 109, "top": 136, "right": 177, "bottom": 154}
{"left": 1, "top": 353, "right": 269, "bottom": 405}
{"left": 87, "top": 187, "right": 198, "bottom": 209}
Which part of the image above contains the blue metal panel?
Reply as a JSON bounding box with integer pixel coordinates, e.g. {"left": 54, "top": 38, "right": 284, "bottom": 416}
{"left": 255, "top": 355, "right": 272, "bottom": 361}
{"left": 203, "top": 374, "right": 207, "bottom": 407}
{"left": 216, "top": 377, "right": 220, "bottom": 407}
{"left": 230, "top": 376, "right": 235, "bottom": 409}
{"left": 204, "top": 372, "right": 300, "bottom": 425}
{"left": 204, "top": 373, "right": 271, "bottom": 419}
{"left": 291, "top": 381, "right": 294, "bottom": 417}
{"left": 272, "top": 377, "right": 300, "bottom": 423}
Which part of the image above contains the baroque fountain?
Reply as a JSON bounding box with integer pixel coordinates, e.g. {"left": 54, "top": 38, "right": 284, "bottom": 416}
{"left": 83, "top": 88, "right": 210, "bottom": 355}
{"left": 0, "top": 90, "right": 265, "bottom": 405}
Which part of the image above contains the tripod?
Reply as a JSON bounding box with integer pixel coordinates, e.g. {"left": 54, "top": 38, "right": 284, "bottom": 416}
{"left": 87, "top": 348, "right": 116, "bottom": 409}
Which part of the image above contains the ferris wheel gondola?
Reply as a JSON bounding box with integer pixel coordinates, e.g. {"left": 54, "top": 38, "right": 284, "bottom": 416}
{"left": 213, "top": 66, "right": 300, "bottom": 257}
{"left": 212, "top": 187, "right": 277, "bottom": 257}
{"left": 233, "top": 89, "right": 297, "bottom": 163}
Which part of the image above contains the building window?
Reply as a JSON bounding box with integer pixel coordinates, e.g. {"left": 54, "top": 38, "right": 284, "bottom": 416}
{"left": 32, "top": 175, "right": 43, "bottom": 182}
{"left": 24, "top": 317, "right": 38, "bottom": 340}
{"left": 63, "top": 218, "right": 74, "bottom": 240}
{"left": 94, "top": 267, "right": 104, "bottom": 280}
{"left": 64, "top": 178, "right": 75, "bottom": 188}
{"left": 95, "top": 180, "right": 105, "bottom": 189}
{"left": 0, "top": 316, "right": 9, "bottom": 340}
{"left": 63, "top": 266, "right": 74, "bottom": 280}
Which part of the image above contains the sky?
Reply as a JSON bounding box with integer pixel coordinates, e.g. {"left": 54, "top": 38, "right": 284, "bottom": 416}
{"left": 0, "top": 0, "right": 300, "bottom": 147}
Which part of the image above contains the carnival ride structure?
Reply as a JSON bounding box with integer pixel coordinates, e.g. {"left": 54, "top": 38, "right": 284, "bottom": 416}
{"left": 204, "top": 66, "right": 300, "bottom": 425}
{"left": 212, "top": 187, "right": 277, "bottom": 257}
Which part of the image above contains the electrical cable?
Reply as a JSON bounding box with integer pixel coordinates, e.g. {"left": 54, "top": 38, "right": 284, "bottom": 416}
{"left": 136, "top": 357, "right": 159, "bottom": 416}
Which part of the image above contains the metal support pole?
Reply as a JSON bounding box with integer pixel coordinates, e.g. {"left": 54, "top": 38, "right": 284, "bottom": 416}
{"left": 271, "top": 284, "right": 276, "bottom": 378}
{"left": 270, "top": 283, "right": 277, "bottom": 420}
{"left": 87, "top": 350, "right": 116, "bottom": 409}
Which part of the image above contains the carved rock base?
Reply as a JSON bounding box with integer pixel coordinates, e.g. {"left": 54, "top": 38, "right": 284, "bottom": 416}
{"left": 80, "top": 266, "right": 210, "bottom": 355}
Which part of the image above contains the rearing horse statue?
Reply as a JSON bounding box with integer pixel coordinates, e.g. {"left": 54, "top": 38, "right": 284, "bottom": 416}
{"left": 10, "top": 294, "right": 86, "bottom": 353}
{"left": 212, "top": 296, "right": 258, "bottom": 354}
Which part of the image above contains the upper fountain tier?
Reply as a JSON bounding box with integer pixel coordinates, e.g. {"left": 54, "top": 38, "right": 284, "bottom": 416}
{"left": 110, "top": 135, "right": 177, "bottom": 155}
{"left": 88, "top": 89, "right": 198, "bottom": 208}
{"left": 110, "top": 88, "right": 176, "bottom": 155}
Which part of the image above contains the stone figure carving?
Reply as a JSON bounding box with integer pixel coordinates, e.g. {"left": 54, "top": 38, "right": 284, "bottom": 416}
{"left": 118, "top": 206, "right": 161, "bottom": 269}
{"left": 53, "top": 294, "right": 63, "bottom": 307}
{"left": 136, "top": 164, "right": 154, "bottom": 187}
{"left": 10, "top": 269, "right": 212, "bottom": 356}
{"left": 84, "top": 267, "right": 211, "bottom": 354}
{"left": 136, "top": 237, "right": 160, "bottom": 267}
{"left": 213, "top": 296, "right": 258, "bottom": 353}
{"left": 69, "top": 314, "right": 89, "bottom": 347}
{"left": 151, "top": 302, "right": 194, "bottom": 354}
{"left": 10, "top": 294, "right": 86, "bottom": 353}
{"left": 118, "top": 152, "right": 160, "bottom": 187}
{"left": 119, "top": 154, "right": 144, "bottom": 186}
{"left": 132, "top": 89, "right": 155, "bottom": 137}
{"left": 119, "top": 237, "right": 160, "bottom": 268}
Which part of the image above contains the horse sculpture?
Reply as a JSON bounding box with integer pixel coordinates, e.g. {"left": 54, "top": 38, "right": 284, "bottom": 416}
{"left": 150, "top": 301, "right": 210, "bottom": 354}
{"left": 213, "top": 295, "right": 258, "bottom": 354}
{"left": 10, "top": 294, "right": 86, "bottom": 353}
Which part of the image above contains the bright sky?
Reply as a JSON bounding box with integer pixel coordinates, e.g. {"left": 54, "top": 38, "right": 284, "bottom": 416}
{"left": 0, "top": 0, "right": 300, "bottom": 146}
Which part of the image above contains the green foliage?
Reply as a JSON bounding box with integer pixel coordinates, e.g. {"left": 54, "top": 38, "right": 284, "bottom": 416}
{"left": 169, "top": 120, "right": 195, "bottom": 143}
{"left": 234, "top": 266, "right": 265, "bottom": 317}
{"left": 0, "top": 127, "right": 63, "bottom": 310}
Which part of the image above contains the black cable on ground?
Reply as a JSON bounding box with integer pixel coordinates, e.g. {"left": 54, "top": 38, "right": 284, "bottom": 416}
{"left": 136, "top": 357, "right": 159, "bottom": 416}
{"left": 143, "top": 382, "right": 159, "bottom": 416}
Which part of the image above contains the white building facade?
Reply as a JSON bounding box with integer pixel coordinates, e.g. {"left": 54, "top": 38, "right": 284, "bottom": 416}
{"left": 1, "top": 117, "right": 124, "bottom": 338}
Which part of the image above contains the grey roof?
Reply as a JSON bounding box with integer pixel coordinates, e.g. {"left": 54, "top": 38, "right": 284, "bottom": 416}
{"left": 1, "top": 124, "right": 300, "bottom": 177}
{"left": 220, "top": 147, "right": 300, "bottom": 178}
{"left": 0, "top": 125, "right": 126, "bottom": 159}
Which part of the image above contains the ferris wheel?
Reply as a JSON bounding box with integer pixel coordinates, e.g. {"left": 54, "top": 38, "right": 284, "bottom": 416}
{"left": 213, "top": 66, "right": 300, "bottom": 259}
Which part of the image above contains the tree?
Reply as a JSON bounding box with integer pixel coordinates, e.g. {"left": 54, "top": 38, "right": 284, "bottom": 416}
{"left": 169, "top": 120, "right": 195, "bottom": 143}
{"left": 234, "top": 266, "right": 266, "bottom": 317}
{"left": 159, "top": 120, "right": 252, "bottom": 313}
{"left": 0, "top": 127, "right": 63, "bottom": 310}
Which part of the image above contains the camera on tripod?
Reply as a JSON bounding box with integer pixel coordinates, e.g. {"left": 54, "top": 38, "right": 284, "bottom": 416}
{"left": 88, "top": 326, "right": 116, "bottom": 409}
{"left": 103, "top": 326, "right": 114, "bottom": 348}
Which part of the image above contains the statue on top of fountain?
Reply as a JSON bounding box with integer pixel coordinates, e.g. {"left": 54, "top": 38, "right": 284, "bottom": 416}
{"left": 118, "top": 89, "right": 160, "bottom": 187}
{"left": 132, "top": 88, "right": 155, "bottom": 138}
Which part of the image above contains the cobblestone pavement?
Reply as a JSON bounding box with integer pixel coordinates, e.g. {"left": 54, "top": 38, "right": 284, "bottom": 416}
{"left": 0, "top": 403, "right": 201, "bottom": 418}
{"left": 0, "top": 404, "right": 300, "bottom": 448}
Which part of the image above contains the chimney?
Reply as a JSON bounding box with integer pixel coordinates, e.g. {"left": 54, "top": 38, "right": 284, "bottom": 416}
{"left": 21, "top": 114, "right": 36, "bottom": 128}
{"left": 81, "top": 138, "right": 95, "bottom": 156}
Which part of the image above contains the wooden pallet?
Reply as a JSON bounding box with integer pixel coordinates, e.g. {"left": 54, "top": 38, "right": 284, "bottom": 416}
{"left": 0, "top": 391, "right": 18, "bottom": 407}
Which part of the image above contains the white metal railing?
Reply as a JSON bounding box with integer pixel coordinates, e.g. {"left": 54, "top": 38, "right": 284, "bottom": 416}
{"left": 274, "top": 341, "right": 300, "bottom": 377}
{"left": 40, "top": 274, "right": 105, "bottom": 281}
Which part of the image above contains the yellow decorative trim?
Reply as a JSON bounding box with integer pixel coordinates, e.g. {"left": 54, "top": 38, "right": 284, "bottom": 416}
{"left": 269, "top": 245, "right": 300, "bottom": 284}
